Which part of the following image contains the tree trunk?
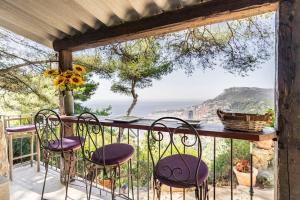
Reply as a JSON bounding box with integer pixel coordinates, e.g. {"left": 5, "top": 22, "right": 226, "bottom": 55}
{"left": 276, "top": 1, "right": 300, "bottom": 199}
{"left": 117, "top": 83, "right": 138, "bottom": 143}
{"left": 127, "top": 96, "right": 138, "bottom": 116}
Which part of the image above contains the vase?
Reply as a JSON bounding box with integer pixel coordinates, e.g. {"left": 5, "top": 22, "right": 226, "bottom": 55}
{"left": 233, "top": 166, "right": 258, "bottom": 187}
{"left": 63, "top": 90, "right": 74, "bottom": 116}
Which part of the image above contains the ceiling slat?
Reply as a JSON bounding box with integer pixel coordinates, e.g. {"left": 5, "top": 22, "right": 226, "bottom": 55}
{"left": 153, "top": 0, "right": 183, "bottom": 11}
{"left": 25, "top": 0, "right": 88, "bottom": 33}
{"left": 0, "top": 18, "right": 52, "bottom": 48}
{"left": 74, "top": 0, "right": 122, "bottom": 26}
{"left": 99, "top": 0, "right": 140, "bottom": 21}
{"left": 5, "top": 0, "right": 75, "bottom": 36}
{"left": 0, "top": 1, "right": 64, "bottom": 39}
{"left": 181, "top": 0, "right": 206, "bottom": 6}
{"left": 51, "top": 0, "right": 101, "bottom": 29}
{"left": 128, "top": 0, "right": 162, "bottom": 17}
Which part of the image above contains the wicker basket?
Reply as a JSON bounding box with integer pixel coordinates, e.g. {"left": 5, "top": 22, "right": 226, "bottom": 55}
{"left": 217, "top": 109, "right": 273, "bottom": 132}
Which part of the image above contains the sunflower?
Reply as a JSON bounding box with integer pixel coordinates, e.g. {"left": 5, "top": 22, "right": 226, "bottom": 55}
{"left": 43, "top": 69, "right": 59, "bottom": 77}
{"left": 53, "top": 75, "right": 66, "bottom": 87}
{"left": 73, "top": 64, "right": 86, "bottom": 75}
{"left": 70, "top": 75, "right": 84, "bottom": 86}
{"left": 62, "top": 70, "right": 74, "bottom": 79}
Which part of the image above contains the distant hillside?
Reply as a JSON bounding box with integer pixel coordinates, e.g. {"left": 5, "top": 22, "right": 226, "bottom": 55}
{"left": 194, "top": 87, "right": 274, "bottom": 123}
{"left": 204, "top": 87, "right": 273, "bottom": 113}
{"left": 151, "top": 87, "right": 274, "bottom": 123}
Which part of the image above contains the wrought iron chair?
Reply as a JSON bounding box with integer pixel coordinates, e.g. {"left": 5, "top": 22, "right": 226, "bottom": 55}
{"left": 34, "top": 109, "right": 83, "bottom": 200}
{"left": 3, "top": 114, "right": 40, "bottom": 181}
{"left": 148, "top": 117, "right": 209, "bottom": 200}
{"left": 76, "top": 112, "right": 135, "bottom": 200}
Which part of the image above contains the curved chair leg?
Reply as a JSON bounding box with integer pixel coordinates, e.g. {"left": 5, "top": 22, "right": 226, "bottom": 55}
{"left": 118, "top": 165, "right": 121, "bottom": 194}
{"left": 200, "top": 186, "right": 203, "bottom": 200}
{"left": 154, "top": 180, "right": 161, "bottom": 200}
{"left": 64, "top": 153, "right": 73, "bottom": 200}
{"left": 88, "top": 169, "right": 95, "bottom": 200}
{"left": 83, "top": 161, "right": 89, "bottom": 200}
{"left": 41, "top": 157, "right": 49, "bottom": 200}
{"left": 204, "top": 180, "right": 209, "bottom": 200}
{"left": 111, "top": 168, "right": 117, "bottom": 200}
{"left": 129, "top": 160, "right": 134, "bottom": 200}
{"left": 195, "top": 186, "right": 201, "bottom": 200}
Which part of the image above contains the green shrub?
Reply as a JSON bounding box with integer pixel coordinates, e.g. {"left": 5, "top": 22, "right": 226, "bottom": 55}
{"left": 208, "top": 139, "right": 250, "bottom": 185}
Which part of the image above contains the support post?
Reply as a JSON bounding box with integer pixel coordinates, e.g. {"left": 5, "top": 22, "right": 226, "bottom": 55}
{"left": 58, "top": 50, "right": 74, "bottom": 137}
{"left": 58, "top": 50, "right": 72, "bottom": 116}
{"left": 58, "top": 50, "right": 76, "bottom": 182}
{"left": 0, "top": 115, "right": 9, "bottom": 177}
{"left": 276, "top": 1, "right": 300, "bottom": 200}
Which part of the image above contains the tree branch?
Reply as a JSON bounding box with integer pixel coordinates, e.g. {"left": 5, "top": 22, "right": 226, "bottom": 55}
{"left": 0, "top": 60, "right": 57, "bottom": 74}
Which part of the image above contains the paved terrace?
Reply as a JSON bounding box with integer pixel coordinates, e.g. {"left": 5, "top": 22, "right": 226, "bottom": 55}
{"left": 9, "top": 164, "right": 274, "bottom": 200}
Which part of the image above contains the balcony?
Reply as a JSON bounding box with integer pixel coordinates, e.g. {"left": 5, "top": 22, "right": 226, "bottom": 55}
{"left": 4, "top": 115, "right": 276, "bottom": 200}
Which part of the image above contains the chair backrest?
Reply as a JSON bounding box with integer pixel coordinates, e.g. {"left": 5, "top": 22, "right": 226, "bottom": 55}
{"left": 148, "top": 117, "right": 203, "bottom": 185}
{"left": 76, "top": 112, "right": 105, "bottom": 165}
{"left": 34, "top": 109, "right": 63, "bottom": 151}
{"left": 4, "top": 114, "right": 33, "bottom": 129}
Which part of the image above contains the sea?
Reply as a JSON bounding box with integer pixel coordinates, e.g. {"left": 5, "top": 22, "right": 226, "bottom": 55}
{"left": 83, "top": 99, "right": 202, "bottom": 117}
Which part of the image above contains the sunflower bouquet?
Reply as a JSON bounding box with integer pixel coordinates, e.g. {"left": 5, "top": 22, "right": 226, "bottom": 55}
{"left": 43, "top": 64, "right": 86, "bottom": 91}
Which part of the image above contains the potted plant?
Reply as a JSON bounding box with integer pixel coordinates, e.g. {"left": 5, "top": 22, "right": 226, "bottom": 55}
{"left": 43, "top": 64, "right": 86, "bottom": 115}
{"left": 98, "top": 179, "right": 112, "bottom": 189}
{"left": 233, "top": 160, "right": 258, "bottom": 187}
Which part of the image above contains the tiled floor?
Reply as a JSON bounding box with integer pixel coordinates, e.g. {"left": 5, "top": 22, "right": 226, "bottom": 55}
{"left": 10, "top": 164, "right": 109, "bottom": 200}
{"left": 9, "top": 164, "right": 274, "bottom": 200}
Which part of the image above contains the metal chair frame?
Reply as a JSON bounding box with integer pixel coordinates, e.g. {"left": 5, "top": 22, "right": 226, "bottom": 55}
{"left": 148, "top": 117, "right": 209, "bottom": 200}
{"left": 3, "top": 115, "right": 40, "bottom": 181}
{"left": 34, "top": 109, "right": 75, "bottom": 200}
{"left": 76, "top": 112, "right": 135, "bottom": 200}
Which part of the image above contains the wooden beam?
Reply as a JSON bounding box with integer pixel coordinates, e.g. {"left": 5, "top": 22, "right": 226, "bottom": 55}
{"left": 53, "top": 0, "right": 279, "bottom": 51}
{"left": 57, "top": 50, "right": 76, "bottom": 182}
{"left": 276, "top": 0, "right": 300, "bottom": 199}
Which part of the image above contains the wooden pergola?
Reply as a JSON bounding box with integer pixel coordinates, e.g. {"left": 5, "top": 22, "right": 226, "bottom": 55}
{"left": 0, "top": 0, "right": 298, "bottom": 199}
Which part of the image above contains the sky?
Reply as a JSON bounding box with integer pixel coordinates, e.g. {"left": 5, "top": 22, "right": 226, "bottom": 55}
{"left": 88, "top": 55, "right": 275, "bottom": 102}
{"left": 83, "top": 13, "right": 276, "bottom": 103}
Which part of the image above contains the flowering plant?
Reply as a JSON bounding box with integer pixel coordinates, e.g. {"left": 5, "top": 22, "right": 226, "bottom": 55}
{"left": 43, "top": 64, "right": 86, "bottom": 91}
{"left": 235, "top": 160, "right": 250, "bottom": 173}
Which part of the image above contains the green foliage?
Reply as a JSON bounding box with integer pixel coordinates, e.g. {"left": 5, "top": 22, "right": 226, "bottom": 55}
{"left": 73, "top": 80, "right": 98, "bottom": 102}
{"left": 109, "top": 39, "right": 172, "bottom": 91}
{"left": 103, "top": 38, "right": 173, "bottom": 115}
{"left": 167, "top": 13, "right": 274, "bottom": 76}
{"left": 208, "top": 139, "right": 250, "bottom": 185}
{"left": 267, "top": 108, "right": 275, "bottom": 128}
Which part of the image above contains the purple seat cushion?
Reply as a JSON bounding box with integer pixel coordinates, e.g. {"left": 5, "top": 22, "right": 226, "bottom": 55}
{"left": 92, "top": 143, "right": 134, "bottom": 166}
{"left": 48, "top": 136, "right": 84, "bottom": 152}
{"left": 155, "top": 154, "right": 208, "bottom": 188}
{"left": 6, "top": 124, "right": 35, "bottom": 133}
